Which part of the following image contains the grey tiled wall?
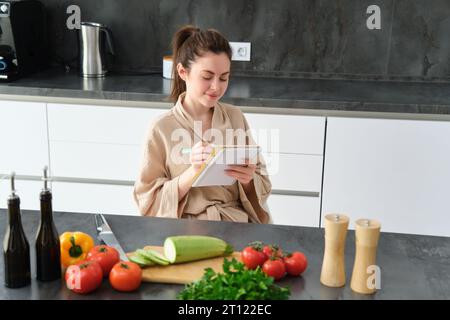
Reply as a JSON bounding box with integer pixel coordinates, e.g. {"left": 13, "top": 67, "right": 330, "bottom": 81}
{"left": 42, "top": 0, "right": 450, "bottom": 81}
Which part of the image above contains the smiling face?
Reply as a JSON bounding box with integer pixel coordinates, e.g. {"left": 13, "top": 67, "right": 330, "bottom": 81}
{"left": 177, "top": 51, "right": 231, "bottom": 111}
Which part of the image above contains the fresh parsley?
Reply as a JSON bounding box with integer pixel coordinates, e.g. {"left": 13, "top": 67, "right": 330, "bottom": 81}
{"left": 177, "top": 258, "right": 291, "bottom": 300}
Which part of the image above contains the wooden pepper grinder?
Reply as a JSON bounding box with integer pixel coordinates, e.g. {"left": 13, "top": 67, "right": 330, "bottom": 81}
{"left": 320, "top": 213, "right": 349, "bottom": 287}
{"left": 350, "top": 219, "right": 381, "bottom": 294}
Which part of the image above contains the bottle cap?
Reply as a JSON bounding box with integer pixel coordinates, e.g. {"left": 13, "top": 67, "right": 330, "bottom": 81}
{"left": 41, "top": 166, "right": 51, "bottom": 192}
{"left": 8, "top": 171, "right": 18, "bottom": 200}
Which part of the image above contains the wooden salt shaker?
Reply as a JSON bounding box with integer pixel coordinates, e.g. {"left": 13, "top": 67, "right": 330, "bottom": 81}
{"left": 320, "top": 213, "right": 349, "bottom": 287}
{"left": 350, "top": 219, "right": 381, "bottom": 294}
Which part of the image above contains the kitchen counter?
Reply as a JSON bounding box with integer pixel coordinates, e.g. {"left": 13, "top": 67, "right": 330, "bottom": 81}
{"left": 1, "top": 209, "right": 449, "bottom": 300}
{"left": 1, "top": 68, "right": 450, "bottom": 119}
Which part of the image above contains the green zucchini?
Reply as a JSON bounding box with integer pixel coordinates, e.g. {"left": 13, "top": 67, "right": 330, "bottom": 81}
{"left": 129, "top": 254, "right": 155, "bottom": 267}
{"left": 136, "top": 249, "right": 170, "bottom": 266}
{"left": 163, "top": 235, "right": 233, "bottom": 264}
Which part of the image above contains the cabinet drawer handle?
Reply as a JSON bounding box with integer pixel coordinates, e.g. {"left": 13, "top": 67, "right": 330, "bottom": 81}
{"left": 271, "top": 189, "right": 320, "bottom": 197}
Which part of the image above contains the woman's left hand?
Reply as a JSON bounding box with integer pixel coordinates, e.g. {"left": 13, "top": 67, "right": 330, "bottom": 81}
{"left": 225, "top": 160, "right": 256, "bottom": 186}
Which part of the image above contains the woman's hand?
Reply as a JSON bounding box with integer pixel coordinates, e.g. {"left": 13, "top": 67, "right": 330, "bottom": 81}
{"left": 190, "top": 141, "right": 214, "bottom": 172}
{"left": 225, "top": 159, "right": 256, "bottom": 186}
{"left": 178, "top": 141, "right": 214, "bottom": 201}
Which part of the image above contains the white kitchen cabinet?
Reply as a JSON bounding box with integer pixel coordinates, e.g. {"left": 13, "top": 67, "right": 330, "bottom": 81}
{"left": 47, "top": 104, "right": 168, "bottom": 180}
{"left": 0, "top": 179, "right": 42, "bottom": 210}
{"left": 45, "top": 103, "right": 168, "bottom": 216}
{"left": 0, "top": 100, "right": 49, "bottom": 176}
{"left": 267, "top": 194, "right": 320, "bottom": 227}
{"left": 322, "top": 117, "right": 450, "bottom": 237}
{"left": 244, "top": 113, "right": 325, "bottom": 155}
{"left": 51, "top": 181, "right": 138, "bottom": 216}
{"left": 47, "top": 103, "right": 169, "bottom": 144}
{"left": 263, "top": 152, "right": 323, "bottom": 192}
{"left": 50, "top": 141, "right": 141, "bottom": 181}
{"left": 244, "top": 113, "right": 325, "bottom": 227}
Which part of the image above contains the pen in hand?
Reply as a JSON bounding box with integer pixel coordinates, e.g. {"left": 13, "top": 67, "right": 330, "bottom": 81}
{"left": 181, "top": 143, "right": 216, "bottom": 155}
{"left": 181, "top": 147, "right": 192, "bottom": 155}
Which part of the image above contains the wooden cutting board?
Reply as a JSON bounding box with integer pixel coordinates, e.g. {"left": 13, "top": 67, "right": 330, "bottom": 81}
{"left": 127, "top": 246, "right": 242, "bottom": 284}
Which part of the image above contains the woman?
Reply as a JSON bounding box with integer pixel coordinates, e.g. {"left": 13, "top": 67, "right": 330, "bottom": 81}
{"left": 133, "top": 25, "right": 272, "bottom": 223}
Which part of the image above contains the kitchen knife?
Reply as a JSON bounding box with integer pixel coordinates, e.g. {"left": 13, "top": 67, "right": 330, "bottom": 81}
{"left": 94, "top": 214, "right": 128, "bottom": 261}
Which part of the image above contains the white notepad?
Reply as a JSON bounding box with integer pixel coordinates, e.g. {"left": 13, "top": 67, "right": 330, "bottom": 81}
{"left": 192, "top": 145, "right": 260, "bottom": 187}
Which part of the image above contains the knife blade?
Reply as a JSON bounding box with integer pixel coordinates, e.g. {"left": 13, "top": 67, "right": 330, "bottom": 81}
{"left": 94, "top": 214, "right": 128, "bottom": 261}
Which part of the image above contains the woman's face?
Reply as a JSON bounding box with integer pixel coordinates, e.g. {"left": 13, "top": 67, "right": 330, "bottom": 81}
{"left": 178, "top": 51, "right": 231, "bottom": 109}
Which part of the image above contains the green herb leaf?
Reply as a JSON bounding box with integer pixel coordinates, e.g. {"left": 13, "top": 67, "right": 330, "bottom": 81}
{"left": 177, "top": 258, "right": 290, "bottom": 300}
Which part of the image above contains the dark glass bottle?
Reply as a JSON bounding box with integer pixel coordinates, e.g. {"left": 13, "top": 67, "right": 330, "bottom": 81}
{"left": 3, "top": 172, "right": 31, "bottom": 288}
{"left": 35, "top": 167, "right": 61, "bottom": 281}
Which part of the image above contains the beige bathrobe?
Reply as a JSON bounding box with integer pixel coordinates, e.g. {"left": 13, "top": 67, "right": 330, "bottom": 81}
{"left": 133, "top": 93, "right": 272, "bottom": 223}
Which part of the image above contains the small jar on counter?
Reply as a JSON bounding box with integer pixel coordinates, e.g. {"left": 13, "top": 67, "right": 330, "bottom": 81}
{"left": 163, "top": 55, "right": 174, "bottom": 79}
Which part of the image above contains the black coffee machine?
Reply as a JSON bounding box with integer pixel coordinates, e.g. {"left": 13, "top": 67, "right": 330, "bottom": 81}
{"left": 0, "top": 0, "right": 48, "bottom": 81}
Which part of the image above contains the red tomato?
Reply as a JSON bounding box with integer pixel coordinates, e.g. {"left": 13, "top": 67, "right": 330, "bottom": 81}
{"left": 284, "top": 251, "right": 308, "bottom": 276}
{"left": 109, "top": 261, "right": 142, "bottom": 292}
{"left": 87, "top": 245, "right": 120, "bottom": 277}
{"left": 262, "top": 245, "right": 283, "bottom": 259}
{"left": 262, "top": 258, "right": 286, "bottom": 280}
{"left": 241, "top": 246, "right": 267, "bottom": 269}
{"left": 65, "top": 260, "right": 103, "bottom": 294}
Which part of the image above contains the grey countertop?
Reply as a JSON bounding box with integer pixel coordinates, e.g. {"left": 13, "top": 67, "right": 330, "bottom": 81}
{"left": 1, "top": 68, "right": 450, "bottom": 116}
{"left": 1, "top": 209, "right": 449, "bottom": 300}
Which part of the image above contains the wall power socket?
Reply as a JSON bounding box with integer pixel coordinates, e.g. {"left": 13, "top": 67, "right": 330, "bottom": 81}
{"left": 229, "top": 42, "right": 251, "bottom": 61}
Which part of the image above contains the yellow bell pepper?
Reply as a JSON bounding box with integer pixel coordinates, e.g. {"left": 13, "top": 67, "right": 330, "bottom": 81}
{"left": 60, "top": 231, "right": 94, "bottom": 267}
